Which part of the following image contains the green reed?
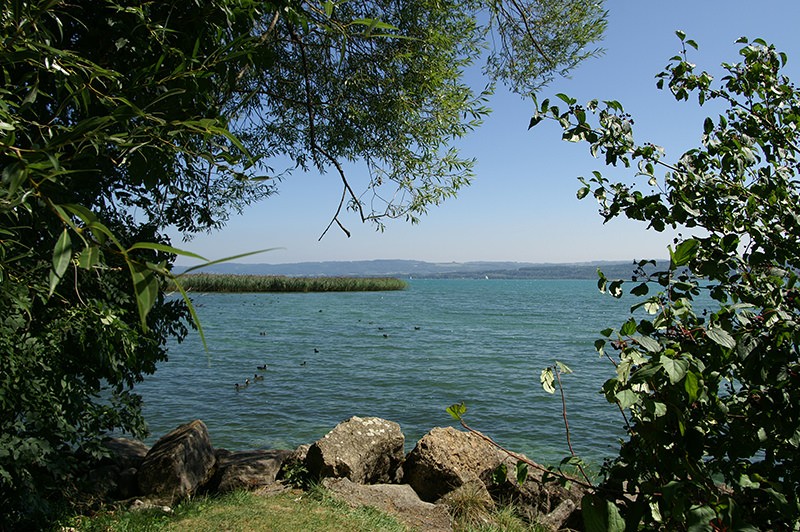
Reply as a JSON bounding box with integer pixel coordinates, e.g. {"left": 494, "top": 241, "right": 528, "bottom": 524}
{"left": 170, "top": 274, "right": 407, "bottom": 293}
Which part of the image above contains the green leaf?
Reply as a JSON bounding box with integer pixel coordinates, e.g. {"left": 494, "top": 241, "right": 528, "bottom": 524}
{"left": 179, "top": 248, "right": 280, "bottom": 275}
{"left": 669, "top": 239, "right": 699, "bottom": 267}
{"left": 77, "top": 245, "right": 100, "bottom": 269}
{"left": 620, "top": 318, "right": 637, "bottom": 337}
{"left": 706, "top": 325, "right": 735, "bottom": 349}
{"left": 129, "top": 241, "right": 208, "bottom": 261}
{"left": 630, "top": 282, "right": 649, "bottom": 296}
{"left": 582, "top": 494, "right": 626, "bottom": 532}
{"left": 555, "top": 361, "right": 573, "bottom": 374}
{"left": 687, "top": 504, "right": 716, "bottom": 532}
{"left": 446, "top": 402, "right": 467, "bottom": 421}
{"left": 49, "top": 229, "right": 72, "bottom": 296}
{"left": 492, "top": 463, "right": 508, "bottom": 485}
{"left": 684, "top": 370, "right": 701, "bottom": 401}
{"left": 540, "top": 367, "right": 555, "bottom": 394}
{"left": 615, "top": 389, "right": 640, "bottom": 409}
{"left": 636, "top": 335, "right": 661, "bottom": 353}
{"left": 662, "top": 357, "right": 689, "bottom": 384}
{"left": 128, "top": 261, "right": 159, "bottom": 330}
{"left": 515, "top": 461, "right": 528, "bottom": 484}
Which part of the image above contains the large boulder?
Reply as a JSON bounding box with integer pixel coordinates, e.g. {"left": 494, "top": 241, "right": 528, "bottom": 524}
{"left": 305, "top": 416, "right": 404, "bottom": 484}
{"left": 322, "top": 477, "right": 453, "bottom": 532}
{"left": 403, "top": 426, "right": 505, "bottom": 502}
{"left": 137, "top": 420, "right": 216, "bottom": 503}
{"left": 208, "top": 449, "right": 293, "bottom": 493}
{"left": 81, "top": 437, "right": 150, "bottom": 501}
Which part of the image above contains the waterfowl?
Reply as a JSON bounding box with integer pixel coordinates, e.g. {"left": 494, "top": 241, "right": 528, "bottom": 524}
{"left": 257, "top": 364, "right": 267, "bottom": 370}
{"left": 300, "top": 361, "right": 307, "bottom": 366}
{"left": 253, "top": 374, "right": 264, "bottom": 381}
{"left": 313, "top": 348, "right": 319, "bottom": 353}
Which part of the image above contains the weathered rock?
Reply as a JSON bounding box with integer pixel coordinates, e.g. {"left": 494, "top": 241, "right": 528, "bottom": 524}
{"left": 403, "top": 426, "right": 505, "bottom": 502}
{"left": 305, "top": 416, "right": 404, "bottom": 484}
{"left": 137, "top": 420, "right": 216, "bottom": 503}
{"left": 102, "top": 437, "right": 150, "bottom": 470}
{"left": 322, "top": 477, "right": 453, "bottom": 532}
{"left": 82, "top": 438, "right": 150, "bottom": 500}
{"left": 488, "top": 455, "right": 586, "bottom": 531}
{"left": 208, "top": 449, "right": 293, "bottom": 493}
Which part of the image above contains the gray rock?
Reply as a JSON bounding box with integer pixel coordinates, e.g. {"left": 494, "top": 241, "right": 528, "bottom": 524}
{"left": 322, "top": 477, "right": 453, "bottom": 532}
{"left": 82, "top": 438, "right": 150, "bottom": 500}
{"left": 403, "top": 426, "right": 505, "bottom": 502}
{"left": 101, "top": 437, "right": 149, "bottom": 470}
{"left": 306, "top": 416, "right": 404, "bottom": 484}
{"left": 209, "top": 449, "right": 293, "bottom": 493}
{"left": 489, "top": 455, "right": 586, "bottom": 531}
{"left": 137, "top": 420, "right": 216, "bottom": 503}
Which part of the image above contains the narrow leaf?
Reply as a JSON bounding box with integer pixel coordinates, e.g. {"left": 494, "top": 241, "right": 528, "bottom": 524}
{"left": 128, "top": 261, "right": 159, "bottom": 330}
{"left": 49, "top": 229, "right": 72, "bottom": 296}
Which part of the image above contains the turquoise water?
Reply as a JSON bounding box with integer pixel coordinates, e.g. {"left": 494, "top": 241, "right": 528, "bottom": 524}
{"left": 136, "top": 279, "right": 635, "bottom": 467}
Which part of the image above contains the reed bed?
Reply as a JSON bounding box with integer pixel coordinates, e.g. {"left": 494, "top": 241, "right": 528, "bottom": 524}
{"left": 170, "top": 274, "right": 407, "bottom": 293}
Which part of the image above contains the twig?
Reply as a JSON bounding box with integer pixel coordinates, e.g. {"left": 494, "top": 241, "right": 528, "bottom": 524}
{"left": 554, "top": 366, "right": 592, "bottom": 486}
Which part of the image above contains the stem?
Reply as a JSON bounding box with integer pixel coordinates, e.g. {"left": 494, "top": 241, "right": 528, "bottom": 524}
{"left": 554, "top": 366, "right": 592, "bottom": 486}
{"left": 457, "top": 418, "right": 595, "bottom": 491}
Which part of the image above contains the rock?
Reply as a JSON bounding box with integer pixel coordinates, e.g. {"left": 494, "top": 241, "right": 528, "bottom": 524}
{"left": 137, "top": 420, "right": 216, "bottom": 503}
{"left": 81, "top": 438, "right": 150, "bottom": 501}
{"left": 488, "top": 455, "right": 586, "bottom": 531}
{"left": 322, "top": 477, "right": 453, "bottom": 532}
{"left": 305, "top": 416, "right": 404, "bottom": 484}
{"left": 403, "top": 426, "right": 505, "bottom": 502}
{"left": 208, "top": 449, "right": 293, "bottom": 493}
{"left": 102, "top": 437, "right": 150, "bottom": 470}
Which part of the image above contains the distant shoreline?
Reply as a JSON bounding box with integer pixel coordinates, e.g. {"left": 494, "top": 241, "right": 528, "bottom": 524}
{"left": 173, "top": 259, "right": 665, "bottom": 280}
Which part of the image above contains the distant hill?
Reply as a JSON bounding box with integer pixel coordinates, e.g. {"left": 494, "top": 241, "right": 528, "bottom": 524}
{"left": 174, "top": 259, "right": 663, "bottom": 280}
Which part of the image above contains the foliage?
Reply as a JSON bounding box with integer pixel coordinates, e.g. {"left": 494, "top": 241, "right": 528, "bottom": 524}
{"left": 530, "top": 33, "right": 800, "bottom": 530}
{"left": 0, "top": 0, "right": 605, "bottom": 526}
{"left": 173, "top": 274, "right": 407, "bottom": 293}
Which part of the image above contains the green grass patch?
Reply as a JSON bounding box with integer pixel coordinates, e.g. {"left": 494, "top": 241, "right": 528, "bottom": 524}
{"left": 66, "top": 488, "right": 410, "bottom": 532}
{"left": 170, "top": 274, "right": 407, "bottom": 293}
{"left": 62, "top": 487, "right": 554, "bottom": 532}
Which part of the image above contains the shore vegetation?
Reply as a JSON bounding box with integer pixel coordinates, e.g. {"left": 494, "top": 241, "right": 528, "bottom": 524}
{"left": 173, "top": 274, "right": 407, "bottom": 293}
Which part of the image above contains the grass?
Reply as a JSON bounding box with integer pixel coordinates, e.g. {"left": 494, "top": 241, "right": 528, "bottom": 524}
{"left": 63, "top": 485, "right": 549, "bottom": 532}
{"left": 169, "top": 274, "right": 407, "bottom": 293}
{"left": 65, "top": 487, "right": 408, "bottom": 532}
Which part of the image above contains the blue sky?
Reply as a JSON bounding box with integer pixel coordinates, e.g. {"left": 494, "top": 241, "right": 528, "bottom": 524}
{"left": 173, "top": 1, "right": 800, "bottom": 265}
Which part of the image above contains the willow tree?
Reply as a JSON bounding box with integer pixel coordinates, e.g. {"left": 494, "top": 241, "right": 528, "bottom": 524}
{"left": 0, "top": 0, "right": 605, "bottom": 525}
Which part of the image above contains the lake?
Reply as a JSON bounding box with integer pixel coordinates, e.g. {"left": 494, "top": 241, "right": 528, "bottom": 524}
{"left": 136, "top": 279, "right": 636, "bottom": 468}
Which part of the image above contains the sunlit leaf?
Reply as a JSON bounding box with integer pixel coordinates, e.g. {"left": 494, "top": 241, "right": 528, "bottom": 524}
{"left": 446, "top": 402, "right": 467, "bottom": 421}
{"left": 662, "top": 357, "right": 688, "bottom": 384}
{"left": 706, "top": 325, "right": 735, "bottom": 349}
{"left": 540, "top": 367, "right": 555, "bottom": 394}
{"left": 49, "top": 229, "right": 72, "bottom": 296}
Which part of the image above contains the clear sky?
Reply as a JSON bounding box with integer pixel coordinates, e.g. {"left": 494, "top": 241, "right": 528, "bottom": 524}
{"left": 172, "top": 1, "right": 800, "bottom": 265}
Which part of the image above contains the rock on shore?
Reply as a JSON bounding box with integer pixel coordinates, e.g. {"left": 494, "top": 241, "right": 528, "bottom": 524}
{"left": 89, "top": 416, "right": 586, "bottom": 531}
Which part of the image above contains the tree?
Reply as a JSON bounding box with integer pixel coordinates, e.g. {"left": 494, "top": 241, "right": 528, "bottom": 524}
{"left": 531, "top": 33, "right": 800, "bottom": 529}
{"left": 0, "top": 0, "right": 605, "bottom": 525}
